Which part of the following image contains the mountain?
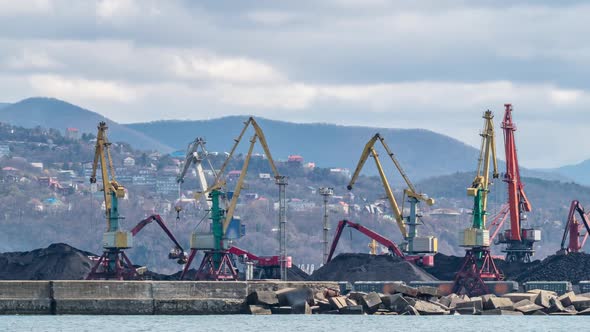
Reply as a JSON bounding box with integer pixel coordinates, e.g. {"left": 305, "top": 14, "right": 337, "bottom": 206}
{"left": 546, "top": 159, "right": 590, "bottom": 186}
{"left": 126, "top": 116, "right": 482, "bottom": 181}
{"left": 126, "top": 117, "right": 571, "bottom": 182}
{"left": 0, "top": 97, "right": 569, "bottom": 182}
{"left": 0, "top": 98, "right": 172, "bottom": 153}
{"left": 416, "top": 171, "right": 590, "bottom": 258}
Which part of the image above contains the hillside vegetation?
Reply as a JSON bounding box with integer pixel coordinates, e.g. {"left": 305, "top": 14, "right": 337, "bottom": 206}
{"left": 0, "top": 98, "right": 172, "bottom": 152}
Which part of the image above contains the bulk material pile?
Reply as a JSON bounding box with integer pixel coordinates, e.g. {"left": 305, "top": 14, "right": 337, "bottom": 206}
{"left": 310, "top": 253, "right": 437, "bottom": 283}
{"left": 0, "top": 243, "right": 310, "bottom": 281}
{"left": 0, "top": 243, "right": 93, "bottom": 280}
{"left": 514, "top": 253, "right": 590, "bottom": 284}
{"left": 245, "top": 285, "right": 590, "bottom": 315}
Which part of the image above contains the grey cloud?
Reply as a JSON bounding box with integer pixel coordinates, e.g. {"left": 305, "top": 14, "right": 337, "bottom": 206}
{"left": 0, "top": 0, "right": 588, "bottom": 168}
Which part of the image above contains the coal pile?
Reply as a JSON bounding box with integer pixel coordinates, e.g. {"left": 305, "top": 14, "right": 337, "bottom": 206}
{"left": 310, "top": 253, "right": 437, "bottom": 283}
{"left": 0, "top": 243, "right": 93, "bottom": 280}
{"left": 424, "top": 253, "right": 464, "bottom": 280}
{"left": 514, "top": 253, "right": 590, "bottom": 284}
{"left": 288, "top": 264, "right": 309, "bottom": 281}
{"left": 425, "top": 253, "right": 541, "bottom": 281}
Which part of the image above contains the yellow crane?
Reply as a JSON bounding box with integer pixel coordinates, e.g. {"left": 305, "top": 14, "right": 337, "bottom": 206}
{"left": 90, "top": 121, "right": 130, "bottom": 247}
{"left": 87, "top": 121, "right": 135, "bottom": 279}
{"left": 214, "top": 117, "right": 281, "bottom": 184}
{"left": 181, "top": 117, "right": 288, "bottom": 280}
{"left": 462, "top": 110, "right": 499, "bottom": 247}
{"left": 452, "top": 110, "right": 503, "bottom": 296}
{"left": 348, "top": 133, "right": 437, "bottom": 256}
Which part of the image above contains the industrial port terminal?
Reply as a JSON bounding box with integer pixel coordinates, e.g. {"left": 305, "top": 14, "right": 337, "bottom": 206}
{"left": 2, "top": 103, "right": 590, "bottom": 316}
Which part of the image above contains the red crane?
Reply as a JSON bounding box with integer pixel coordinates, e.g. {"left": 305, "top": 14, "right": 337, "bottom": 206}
{"left": 497, "top": 104, "right": 540, "bottom": 263}
{"left": 558, "top": 200, "right": 590, "bottom": 254}
{"left": 129, "top": 214, "right": 188, "bottom": 264}
{"left": 326, "top": 219, "right": 433, "bottom": 267}
{"left": 227, "top": 246, "right": 292, "bottom": 279}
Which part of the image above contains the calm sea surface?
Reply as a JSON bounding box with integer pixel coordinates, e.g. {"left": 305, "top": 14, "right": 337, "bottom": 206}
{"left": 0, "top": 315, "right": 582, "bottom": 332}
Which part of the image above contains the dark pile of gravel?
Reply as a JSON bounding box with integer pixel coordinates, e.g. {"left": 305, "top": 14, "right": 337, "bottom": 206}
{"left": 424, "top": 253, "right": 464, "bottom": 280}
{"left": 310, "top": 253, "right": 438, "bottom": 283}
{"left": 513, "top": 253, "right": 590, "bottom": 284}
{"left": 0, "top": 243, "right": 93, "bottom": 280}
{"left": 287, "top": 264, "right": 309, "bottom": 281}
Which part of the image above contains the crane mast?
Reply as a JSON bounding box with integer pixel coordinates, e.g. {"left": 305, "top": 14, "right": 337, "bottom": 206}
{"left": 90, "top": 122, "right": 127, "bottom": 233}
{"left": 348, "top": 133, "right": 437, "bottom": 258}
{"left": 497, "top": 104, "right": 540, "bottom": 263}
{"left": 452, "top": 110, "right": 503, "bottom": 297}
{"left": 180, "top": 117, "right": 288, "bottom": 280}
{"left": 466, "top": 110, "right": 499, "bottom": 234}
{"left": 87, "top": 122, "right": 136, "bottom": 280}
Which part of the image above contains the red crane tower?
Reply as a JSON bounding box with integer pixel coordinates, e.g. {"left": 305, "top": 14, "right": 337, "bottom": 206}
{"left": 496, "top": 104, "right": 541, "bottom": 263}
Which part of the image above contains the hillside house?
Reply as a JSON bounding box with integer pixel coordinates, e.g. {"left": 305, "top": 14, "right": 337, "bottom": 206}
{"left": 304, "top": 162, "right": 315, "bottom": 171}
{"left": 287, "top": 198, "right": 316, "bottom": 212}
{"left": 65, "top": 127, "right": 80, "bottom": 140}
{"left": 123, "top": 157, "right": 135, "bottom": 167}
{"left": 228, "top": 170, "right": 241, "bottom": 180}
{"left": 288, "top": 155, "right": 304, "bottom": 167}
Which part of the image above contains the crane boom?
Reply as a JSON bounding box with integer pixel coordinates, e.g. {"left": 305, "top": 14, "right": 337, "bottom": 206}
{"left": 215, "top": 117, "right": 280, "bottom": 186}
{"left": 223, "top": 135, "right": 258, "bottom": 233}
{"left": 559, "top": 200, "right": 590, "bottom": 253}
{"left": 502, "top": 104, "right": 531, "bottom": 241}
{"left": 177, "top": 138, "right": 213, "bottom": 208}
{"left": 468, "top": 110, "right": 499, "bottom": 230}
{"left": 90, "top": 121, "right": 125, "bottom": 232}
{"left": 327, "top": 219, "right": 405, "bottom": 262}
{"left": 347, "top": 133, "right": 434, "bottom": 239}
{"left": 370, "top": 147, "right": 407, "bottom": 237}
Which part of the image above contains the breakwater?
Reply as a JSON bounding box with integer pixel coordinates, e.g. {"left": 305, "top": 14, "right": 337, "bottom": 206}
{"left": 0, "top": 281, "right": 338, "bottom": 315}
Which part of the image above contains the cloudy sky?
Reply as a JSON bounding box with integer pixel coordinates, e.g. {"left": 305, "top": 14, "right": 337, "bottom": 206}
{"left": 0, "top": 0, "right": 588, "bottom": 168}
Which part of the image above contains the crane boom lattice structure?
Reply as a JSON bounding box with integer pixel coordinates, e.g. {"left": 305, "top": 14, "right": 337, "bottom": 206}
{"left": 176, "top": 137, "right": 216, "bottom": 216}
{"left": 180, "top": 117, "right": 287, "bottom": 281}
{"left": 496, "top": 104, "right": 540, "bottom": 263}
{"left": 87, "top": 122, "right": 136, "bottom": 280}
{"left": 453, "top": 110, "right": 503, "bottom": 296}
{"left": 347, "top": 133, "right": 436, "bottom": 264}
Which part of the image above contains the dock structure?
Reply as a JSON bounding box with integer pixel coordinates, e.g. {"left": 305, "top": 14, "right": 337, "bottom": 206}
{"left": 0, "top": 280, "right": 338, "bottom": 315}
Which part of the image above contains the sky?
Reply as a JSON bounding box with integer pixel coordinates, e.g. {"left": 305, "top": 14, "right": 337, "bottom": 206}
{"left": 0, "top": 0, "right": 589, "bottom": 168}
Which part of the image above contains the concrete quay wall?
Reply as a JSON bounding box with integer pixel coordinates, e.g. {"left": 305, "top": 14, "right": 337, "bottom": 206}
{"left": 0, "top": 280, "right": 339, "bottom": 315}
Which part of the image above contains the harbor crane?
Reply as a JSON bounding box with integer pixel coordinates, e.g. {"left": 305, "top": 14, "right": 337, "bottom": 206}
{"left": 347, "top": 133, "right": 437, "bottom": 264}
{"left": 326, "top": 219, "right": 405, "bottom": 262}
{"left": 86, "top": 122, "right": 187, "bottom": 280}
{"left": 496, "top": 104, "right": 541, "bottom": 263}
{"left": 129, "top": 214, "right": 187, "bottom": 265}
{"left": 87, "top": 122, "right": 136, "bottom": 280}
{"left": 557, "top": 200, "right": 590, "bottom": 255}
{"left": 180, "top": 117, "right": 288, "bottom": 280}
{"left": 176, "top": 137, "right": 215, "bottom": 214}
{"left": 453, "top": 110, "right": 503, "bottom": 296}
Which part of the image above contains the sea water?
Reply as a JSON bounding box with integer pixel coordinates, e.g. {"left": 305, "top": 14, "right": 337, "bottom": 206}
{"left": 0, "top": 315, "right": 582, "bottom": 332}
